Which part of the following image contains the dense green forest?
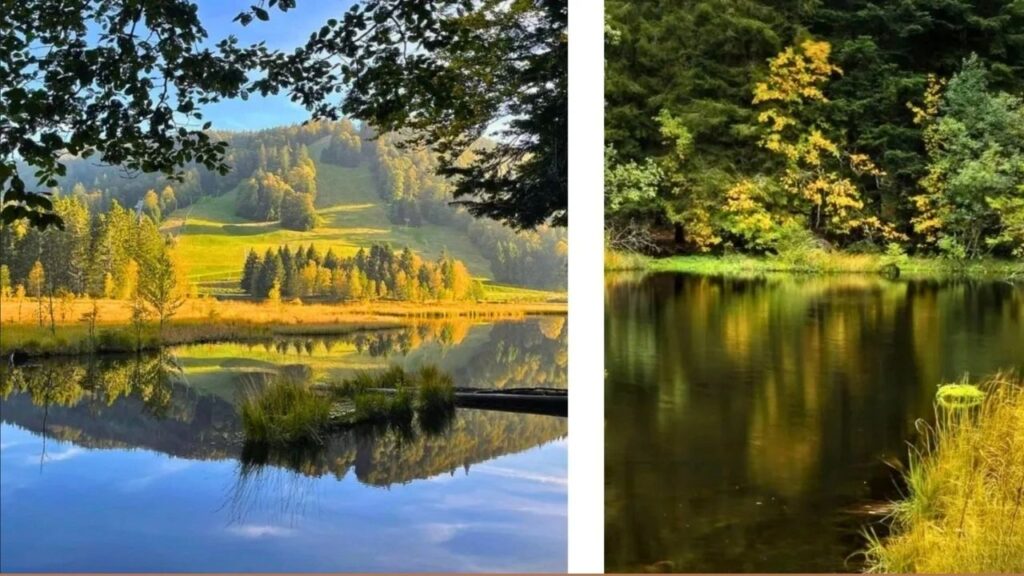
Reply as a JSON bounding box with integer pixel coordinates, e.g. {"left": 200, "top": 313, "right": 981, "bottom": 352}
{"left": 3, "top": 120, "right": 567, "bottom": 293}
{"left": 239, "top": 243, "right": 481, "bottom": 302}
{"left": 605, "top": 0, "right": 1024, "bottom": 260}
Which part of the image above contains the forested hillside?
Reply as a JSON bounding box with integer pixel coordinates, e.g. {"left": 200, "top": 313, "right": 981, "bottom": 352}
{"left": 2, "top": 120, "right": 567, "bottom": 301}
{"left": 606, "top": 0, "right": 1024, "bottom": 260}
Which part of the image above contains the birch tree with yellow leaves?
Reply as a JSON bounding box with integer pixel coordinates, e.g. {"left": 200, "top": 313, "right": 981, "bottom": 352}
{"left": 723, "top": 40, "right": 897, "bottom": 249}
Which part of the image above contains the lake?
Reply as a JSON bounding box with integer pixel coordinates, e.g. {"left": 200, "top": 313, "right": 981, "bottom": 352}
{"left": 605, "top": 273, "right": 1023, "bottom": 573}
{"left": 0, "top": 318, "right": 567, "bottom": 572}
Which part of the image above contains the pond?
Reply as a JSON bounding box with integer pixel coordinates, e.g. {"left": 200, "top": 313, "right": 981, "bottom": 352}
{"left": 605, "top": 273, "right": 1023, "bottom": 573}
{"left": 0, "top": 318, "right": 567, "bottom": 572}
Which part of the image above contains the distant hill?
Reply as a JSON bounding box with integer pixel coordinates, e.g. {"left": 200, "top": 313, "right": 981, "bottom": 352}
{"left": 162, "top": 138, "right": 495, "bottom": 294}
{"left": 9, "top": 121, "right": 567, "bottom": 296}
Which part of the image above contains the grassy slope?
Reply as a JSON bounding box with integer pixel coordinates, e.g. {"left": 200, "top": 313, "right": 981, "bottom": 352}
{"left": 163, "top": 138, "right": 493, "bottom": 292}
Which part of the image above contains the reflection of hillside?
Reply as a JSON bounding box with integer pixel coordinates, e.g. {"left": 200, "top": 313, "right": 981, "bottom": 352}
{"left": 0, "top": 356, "right": 565, "bottom": 488}
{"left": 604, "top": 273, "right": 1024, "bottom": 572}
{"left": 0, "top": 356, "right": 241, "bottom": 460}
{"left": 451, "top": 320, "right": 568, "bottom": 389}
{"left": 215, "top": 320, "right": 569, "bottom": 390}
{"left": 242, "top": 409, "right": 566, "bottom": 486}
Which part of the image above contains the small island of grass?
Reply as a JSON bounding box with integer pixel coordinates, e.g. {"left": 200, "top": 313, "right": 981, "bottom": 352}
{"left": 240, "top": 365, "right": 456, "bottom": 445}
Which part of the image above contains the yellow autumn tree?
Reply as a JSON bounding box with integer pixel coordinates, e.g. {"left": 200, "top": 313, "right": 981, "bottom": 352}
{"left": 728, "top": 39, "right": 895, "bottom": 245}
{"left": 27, "top": 260, "right": 45, "bottom": 327}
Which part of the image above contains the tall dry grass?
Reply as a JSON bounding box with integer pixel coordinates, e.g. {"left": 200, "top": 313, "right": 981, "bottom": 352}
{"left": 864, "top": 372, "right": 1024, "bottom": 573}
{"left": 240, "top": 376, "right": 332, "bottom": 445}
{"left": 0, "top": 296, "right": 564, "bottom": 356}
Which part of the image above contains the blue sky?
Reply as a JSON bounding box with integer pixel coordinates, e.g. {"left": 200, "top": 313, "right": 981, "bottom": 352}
{"left": 194, "top": 0, "right": 358, "bottom": 131}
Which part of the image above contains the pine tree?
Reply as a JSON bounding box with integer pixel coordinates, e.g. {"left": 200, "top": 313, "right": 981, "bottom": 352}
{"left": 240, "top": 249, "right": 261, "bottom": 294}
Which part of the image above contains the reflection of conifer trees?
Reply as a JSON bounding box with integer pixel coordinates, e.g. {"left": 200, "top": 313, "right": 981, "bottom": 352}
{"left": 2, "top": 356, "right": 179, "bottom": 412}
{"left": 236, "top": 409, "right": 566, "bottom": 487}
{"left": 450, "top": 321, "right": 568, "bottom": 389}
{"left": 1, "top": 350, "right": 567, "bottom": 488}
{"left": 1, "top": 354, "right": 239, "bottom": 459}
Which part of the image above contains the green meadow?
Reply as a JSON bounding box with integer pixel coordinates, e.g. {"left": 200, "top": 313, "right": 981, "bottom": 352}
{"left": 163, "top": 138, "right": 493, "bottom": 293}
{"left": 168, "top": 325, "right": 495, "bottom": 400}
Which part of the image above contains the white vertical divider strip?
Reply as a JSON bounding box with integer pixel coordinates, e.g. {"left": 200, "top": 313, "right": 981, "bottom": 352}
{"left": 567, "top": 0, "right": 605, "bottom": 572}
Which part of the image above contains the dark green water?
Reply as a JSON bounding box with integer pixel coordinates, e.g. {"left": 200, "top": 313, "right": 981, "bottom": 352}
{"left": 1, "top": 319, "right": 567, "bottom": 572}
{"left": 605, "top": 273, "right": 1024, "bottom": 573}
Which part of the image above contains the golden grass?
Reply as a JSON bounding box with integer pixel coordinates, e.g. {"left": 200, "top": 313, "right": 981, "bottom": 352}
{"left": 864, "top": 372, "right": 1024, "bottom": 573}
{"left": 604, "top": 248, "right": 650, "bottom": 271}
{"left": 0, "top": 296, "right": 565, "bottom": 355}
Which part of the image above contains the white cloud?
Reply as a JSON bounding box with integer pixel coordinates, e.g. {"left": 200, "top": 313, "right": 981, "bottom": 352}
{"left": 419, "top": 522, "right": 471, "bottom": 544}
{"left": 27, "top": 446, "right": 83, "bottom": 465}
{"left": 120, "top": 458, "right": 194, "bottom": 492}
{"left": 226, "top": 524, "right": 296, "bottom": 538}
{"left": 472, "top": 465, "right": 568, "bottom": 488}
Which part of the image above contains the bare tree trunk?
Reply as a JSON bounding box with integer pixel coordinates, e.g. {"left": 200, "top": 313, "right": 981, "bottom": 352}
{"left": 47, "top": 288, "right": 56, "bottom": 336}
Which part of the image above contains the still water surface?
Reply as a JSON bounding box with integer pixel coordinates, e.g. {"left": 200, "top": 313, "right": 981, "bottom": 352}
{"left": 1, "top": 319, "right": 567, "bottom": 572}
{"left": 605, "top": 273, "right": 1023, "bottom": 573}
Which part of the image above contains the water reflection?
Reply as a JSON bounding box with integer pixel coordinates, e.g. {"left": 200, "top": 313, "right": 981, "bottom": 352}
{"left": 173, "top": 318, "right": 567, "bottom": 392}
{"left": 0, "top": 339, "right": 567, "bottom": 486}
{"left": 605, "top": 273, "right": 1023, "bottom": 573}
{"left": 0, "top": 319, "right": 567, "bottom": 571}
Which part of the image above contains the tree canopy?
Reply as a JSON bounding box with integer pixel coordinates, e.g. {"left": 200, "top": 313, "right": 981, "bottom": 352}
{"left": 1, "top": 0, "right": 250, "bottom": 229}
{"left": 2, "top": 0, "right": 567, "bottom": 231}
{"left": 606, "top": 0, "right": 1024, "bottom": 259}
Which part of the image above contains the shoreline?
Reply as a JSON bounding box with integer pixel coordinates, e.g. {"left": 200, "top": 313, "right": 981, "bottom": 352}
{"left": 605, "top": 251, "right": 1024, "bottom": 280}
{"left": 0, "top": 298, "right": 566, "bottom": 358}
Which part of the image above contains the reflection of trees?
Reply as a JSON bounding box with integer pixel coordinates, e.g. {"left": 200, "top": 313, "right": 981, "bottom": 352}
{"left": 1, "top": 354, "right": 567, "bottom": 488}
{"left": 198, "top": 319, "right": 568, "bottom": 391}
{"left": 0, "top": 354, "right": 239, "bottom": 460}
{"left": 604, "top": 273, "right": 1024, "bottom": 572}
{"left": 451, "top": 321, "right": 568, "bottom": 389}
{"left": 235, "top": 409, "right": 566, "bottom": 486}
{"left": 1, "top": 353, "right": 179, "bottom": 415}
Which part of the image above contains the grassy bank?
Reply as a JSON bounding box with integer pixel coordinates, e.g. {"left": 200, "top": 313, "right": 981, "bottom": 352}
{"left": 864, "top": 373, "right": 1024, "bottom": 573}
{"left": 606, "top": 249, "right": 1023, "bottom": 279}
{"left": 0, "top": 296, "right": 565, "bottom": 356}
{"left": 240, "top": 365, "right": 456, "bottom": 444}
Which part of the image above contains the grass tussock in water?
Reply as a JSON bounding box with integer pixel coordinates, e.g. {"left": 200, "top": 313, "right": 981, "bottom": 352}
{"left": 864, "top": 372, "right": 1024, "bottom": 573}
{"left": 352, "top": 386, "right": 416, "bottom": 426}
{"left": 241, "top": 365, "right": 456, "bottom": 445}
{"left": 240, "top": 378, "right": 332, "bottom": 445}
{"left": 337, "top": 365, "right": 456, "bottom": 426}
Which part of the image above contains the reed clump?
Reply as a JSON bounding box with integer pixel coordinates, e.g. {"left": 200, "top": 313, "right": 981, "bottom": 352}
{"left": 864, "top": 372, "right": 1024, "bottom": 573}
{"left": 240, "top": 366, "right": 456, "bottom": 445}
{"left": 336, "top": 365, "right": 456, "bottom": 425}
{"left": 240, "top": 377, "right": 332, "bottom": 445}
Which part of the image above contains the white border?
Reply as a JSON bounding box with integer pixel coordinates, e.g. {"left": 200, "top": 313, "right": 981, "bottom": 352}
{"left": 567, "top": 0, "right": 605, "bottom": 572}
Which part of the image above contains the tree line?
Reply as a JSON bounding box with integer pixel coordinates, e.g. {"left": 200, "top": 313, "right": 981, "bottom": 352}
{"left": 12, "top": 119, "right": 567, "bottom": 290}
{"left": 234, "top": 144, "right": 319, "bottom": 231}
{"left": 0, "top": 195, "right": 189, "bottom": 333}
{"left": 322, "top": 130, "right": 569, "bottom": 290}
{"left": 605, "top": 0, "right": 1024, "bottom": 260}
{"left": 239, "top": 243, "right": 481, "bottom": 303}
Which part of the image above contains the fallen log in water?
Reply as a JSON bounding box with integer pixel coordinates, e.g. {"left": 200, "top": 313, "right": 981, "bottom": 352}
{"left": 359, "top": 386, "right": 567, "bottom": 417}
{"left": 452, "top": 387, "right": 567, "bottom": 417}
